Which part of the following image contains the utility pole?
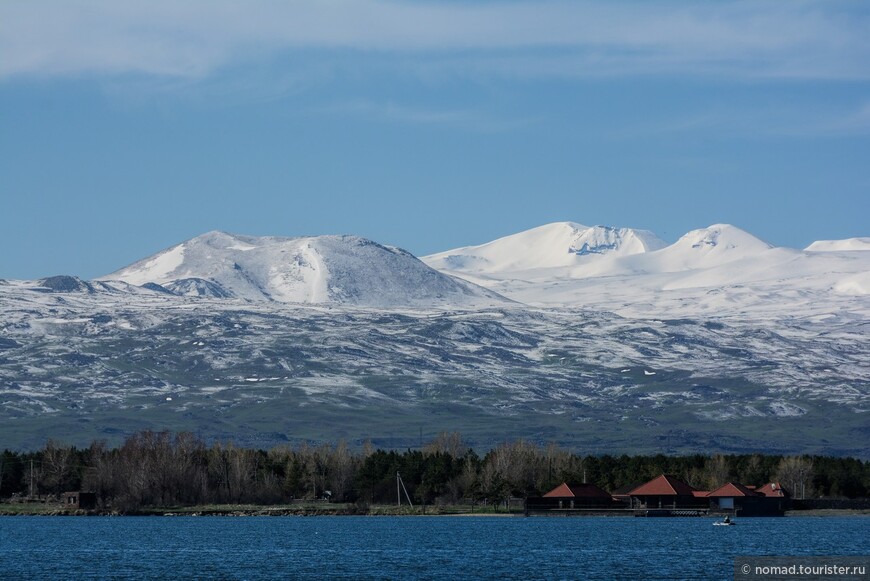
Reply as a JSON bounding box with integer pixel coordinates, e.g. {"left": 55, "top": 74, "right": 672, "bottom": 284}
{"left": 30, "top": 459, "right": 34, "bottom": 499}
{"left": 396, "top": 472, "right": 413, "bottom": 508}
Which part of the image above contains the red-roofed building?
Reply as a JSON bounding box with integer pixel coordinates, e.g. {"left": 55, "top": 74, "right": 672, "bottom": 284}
{"left": 708, "top": 482, "right": 760, "bottom": 499}
{"left": 757, "top": 482, "right": 789, "bottom": 498}
{"left": 707, "top": 482, "right": 759, "bottom": 512}
{"left": 628, "top": 475, "right": 707, "bottom": 509}
{"left": 526, "top": 482, "right": 621, "bottom": 511}
{"left": 538, "top": 482, "right": 615, "bottom": 508}
{"left": 708, "top": 481, "right": 788, "bottom": 516}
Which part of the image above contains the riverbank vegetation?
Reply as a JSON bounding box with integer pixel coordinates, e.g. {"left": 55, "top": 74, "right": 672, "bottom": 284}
{"left": 1, "top": 432, "right": 867, "bottom": 512}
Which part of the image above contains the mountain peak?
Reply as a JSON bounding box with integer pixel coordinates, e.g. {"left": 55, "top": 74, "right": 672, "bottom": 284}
{"left": 673, "top": 224, "right": 773, "bottom": 255}
{"left": 100, "top": 232, "right": 507, "bottom": 308}
{"left": 423, "top": 221, "right": 667, "bottom": 274}
{"left": 37, "top": 275, "right": 94, "bottom": 293}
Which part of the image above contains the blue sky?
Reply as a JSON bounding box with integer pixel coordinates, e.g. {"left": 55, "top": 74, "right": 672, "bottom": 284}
{"left": 1, "top": 0, "right": 869, "bottom": 279}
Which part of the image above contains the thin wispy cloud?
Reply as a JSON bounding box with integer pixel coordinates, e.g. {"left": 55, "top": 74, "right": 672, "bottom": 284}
{"left": 2, "top": 0, "right": 869, "bottom": 81}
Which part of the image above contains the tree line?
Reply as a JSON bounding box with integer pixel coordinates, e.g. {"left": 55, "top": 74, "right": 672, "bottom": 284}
{"left": 0, "top": 431, "right": 867, "bottom": 511}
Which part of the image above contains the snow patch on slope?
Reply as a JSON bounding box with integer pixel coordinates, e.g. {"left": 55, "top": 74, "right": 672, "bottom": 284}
{"left": 113, "top": 243, "right": 186, "bottom": 286}
{"left": 834, "top": 271, "right": 870, "bottom": 296}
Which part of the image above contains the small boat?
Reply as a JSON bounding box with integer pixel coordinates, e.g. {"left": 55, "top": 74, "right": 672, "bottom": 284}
{"left": 713, "top": 516, "right": 735, "bottom": 526}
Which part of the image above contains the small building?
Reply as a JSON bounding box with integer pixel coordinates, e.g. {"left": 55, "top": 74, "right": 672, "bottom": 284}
{"left": 757, "top": 482, "right": 789, "bottom": 499}
{"left": 525, "top": 482, "right": 623, "bottom": 512}
{"left": 755, "top": 482, "right": 790, "bottom": 514}
{"left": 542, "top": 482, "right": 616, "bottom": 508}
{"left": 63, "top": 491, "right": 97, "bottom": 510}
{"left": 707, "top": 482, "right": 758, "bottom": 512}
{"left": 628, "top": 474, "right": 707, "bottom": 510}
{"left": 707, "top": 481, "right": 789, "bottom": 516}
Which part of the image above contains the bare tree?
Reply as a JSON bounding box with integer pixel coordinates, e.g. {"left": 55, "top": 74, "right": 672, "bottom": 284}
{"left": 703, "top": 455, "right": 730, "bottom": 490}
{"left": 228, "top": 447, "right": 258, "bottom": 504}
{"left": 82, "top": 440, "right": 115, "bottom": 507}
{"left": 424, "top": 432, "right": 464, "bottom": 458}
{"left": 41, "top": 440, "right": 75, "bottom": 497}
{"left": 328, "top": 440, "right": 356, "bottom": 501}
{"left": 207, "top": 442, "right": 235, "bottom": 503}
{"left": 776, "top": 456, "right": 814, "bottom": 499}
{"left": 545, "top": 443, "right": 583, "bottom": 491}
{"left": 481, "top": 441, "right": 545, "bottom": 501}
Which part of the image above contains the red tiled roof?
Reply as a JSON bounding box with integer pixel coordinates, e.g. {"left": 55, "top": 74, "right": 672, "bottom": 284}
{"left": 757, "top": 482, "right": 789, "bottom": 498}
{"left": 707, "top": 482, "right": 761, "bottom": 498}
{"left": 692, "top": 491, "right": 710, "bottom": 498}
{"left": 628, "top": 474, "right": 697, "bottom": 497}
{"left": 543, "top": 482, "right": 612, "bottom": 499}
{"left": 543, "top": 483, "right": 573, "bottom": 498}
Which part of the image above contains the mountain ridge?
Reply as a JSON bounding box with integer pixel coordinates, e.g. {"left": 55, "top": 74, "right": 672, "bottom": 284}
{"left": 423, "top": 222, "right": 870, "bottom": 313}
{"left": 806, "top": 237, "right": 870, "bottom": 252}
{"left": 423, "top": 221, "right": 667, "bottom": 274}
{"left": 15, "top": 222, "right": 870, "bottom": 314}
{"left": 100, "top": 231, "right": 509, "bottom": 308}
{"left": 0, "top": 222, "right": 867, "bottom": 453}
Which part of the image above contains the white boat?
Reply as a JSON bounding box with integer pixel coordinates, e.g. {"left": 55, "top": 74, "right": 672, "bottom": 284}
{"left": 713, "top": 517, "right": 735, "bottom": 526}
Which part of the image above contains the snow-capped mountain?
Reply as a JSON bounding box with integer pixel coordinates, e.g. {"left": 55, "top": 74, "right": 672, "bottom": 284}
{"left": 806, "top": 238, "right": 870, "bottom": 252}
{"left": 638, "top": 224, "right": 773, "bottom": 272}
{"left": 1, "top": 222, "right": 868, "bottom": 454}
{"left": 425, "top": 223, "right": 768, "bottom": 279}
{"left": 425, "top": 223, "right": 870, "bottom": 317}
{"left": 1, "top": 272, "right": 867, "bottom": 455}
{"left": 101, "top": 231, "right": 507, "bottom": 308}
{"left": 423, "top": 222, "right": 666, "bottom": 275}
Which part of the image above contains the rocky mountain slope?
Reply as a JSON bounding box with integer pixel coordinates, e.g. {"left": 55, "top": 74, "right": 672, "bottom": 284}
{"left": 0, "top": 224, "right": 867, "bottom": 454}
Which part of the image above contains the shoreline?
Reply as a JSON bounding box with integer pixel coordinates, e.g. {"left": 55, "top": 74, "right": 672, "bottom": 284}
{"left": 0, "top": 502, "right": 523, "bottom": 517}
{"left": 1, "top": 503, "right": 868, "bottom": 518}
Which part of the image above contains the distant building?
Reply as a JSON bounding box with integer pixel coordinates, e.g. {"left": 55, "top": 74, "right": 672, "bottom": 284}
{"left": 62, "top": 491, "right": 97, "bottom": 510}
{"left": 707, "top": 482, "right": 760, "bottom": 512}
{"left": 756, "top": 482, "right": 789, "bottom": 499}
{"left": 628, "top": 474, "right": 708, "bottom": 510}
{"left": 707, "top": 481, "right": 789, "bottom": 515}
{"left": 525, "top": 482, "right": 622, "bottom": 512}
{"left": 541, "top": 482, "right": 615, "bottom": 508}
{"left": 525, "top": 476, "right": 792, "bottom": 517}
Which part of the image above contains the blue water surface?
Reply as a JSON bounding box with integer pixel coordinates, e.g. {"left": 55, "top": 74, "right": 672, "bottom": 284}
{"left": 0, "top": 516, "right": 867, "bottom": 580}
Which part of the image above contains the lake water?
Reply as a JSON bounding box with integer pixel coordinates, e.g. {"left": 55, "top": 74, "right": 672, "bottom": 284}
{"left": 0, "top": 516, "right": 867, "bottom": 579}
